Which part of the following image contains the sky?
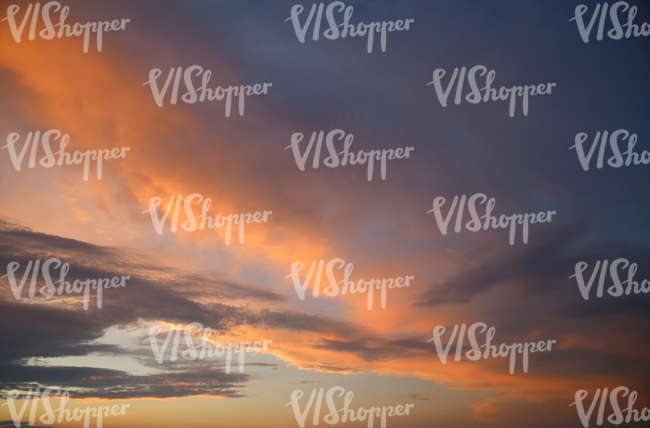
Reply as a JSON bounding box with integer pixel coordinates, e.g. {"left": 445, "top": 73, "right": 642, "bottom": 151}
{"left": 0, "top": 0, "right": 649, "bottom": 427}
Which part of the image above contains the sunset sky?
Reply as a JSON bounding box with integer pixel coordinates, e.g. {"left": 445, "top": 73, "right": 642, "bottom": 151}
{"left": 1, "top": 0, "right": 649, "bottom": 427}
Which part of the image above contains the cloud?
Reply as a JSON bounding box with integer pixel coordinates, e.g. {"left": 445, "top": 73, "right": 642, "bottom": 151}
{"left": 402, "top": 393, "right": 431, "bottom": 401}
{"left": 1, "top": 2, "right": 649, "bottom": 426}
{"left": 0, "top": 219, "right": 433, "bottom": 400}
{"left": 0, "top": 364, "right": 248, "bottom": 400}
{"left": 418, "top": 223, "right": 650, "bottom": 315}
{"left": 0, "top": 219, "right": 287, "bottom": 399}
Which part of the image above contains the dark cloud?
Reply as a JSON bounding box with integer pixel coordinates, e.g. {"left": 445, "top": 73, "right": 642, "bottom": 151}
{"left": 418, "top": 223, "right": 650, "bottom": 313}
{"left": 0, "top": 364, "right": 248, "bottom": 400}
{"left": 314, "top": 336, "right": 431, "bottom": 363}
{"left": 0, "top": 421, "right": 57, "bottom": 428}
{"left": 402, "top": 393, "right": 431, "bottom": 401}
{"left": 0, "top": 220, "right": 278, "bottom": 398}
{"left": 0, "top": 218, "right": 283, "bottom": 308}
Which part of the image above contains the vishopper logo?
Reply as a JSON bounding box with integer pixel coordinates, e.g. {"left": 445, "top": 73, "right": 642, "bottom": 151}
{"left": 286, "top": 258, "right": 414, "bottom": 310}
{"left": 145, "top": 323, "right": 272, "bottom": 373}
{"left": 287, "top": 129, "right": 414, "bottom": 181}
{"left": 427, "top": 65, "right": 556, "bottom": 117}
{"left": 143, "top": 194, "right": 272, "bottom": 245}
{"left": 570, "top": 387, "right": 650, "bottom": 427}
{"left": 2, "top": 258, "right": 129, "bottom": 310}
{"left": 572, "top": 258, "right": 650, "bottom": 300}
{"left": 286, "top": 386, "right": 414, "bottom": 428}
{"left": 1, "top": 388, "right": 129, "bottom": 428}
{"left": 286, "top": 2, "right": 414, "bottom": 53}
{"left": 1, "top": 2, "right": 130, "bottom": 53}
{"left": 571, "top": 3, "right": 650, "bottom": 43}
{"left": 143, "top": 65, "right": 272, "bottom": 116}
{"left": 2, "top": 130, "right": 130, "bottom": 181}
{"left": 572, "top": 130, "right": 650, "bottom": 171}
{"left": 427, "top": 322, "right": 556, "bottom": 374}
{"left": 427, "top": 193, "right": 557, "bottom": 245}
